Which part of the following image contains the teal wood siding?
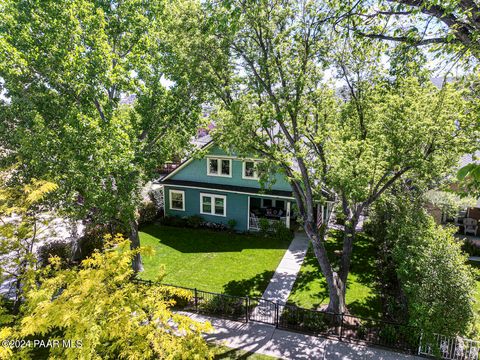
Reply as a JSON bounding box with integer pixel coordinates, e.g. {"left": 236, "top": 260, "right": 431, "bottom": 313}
{"left": 164, "top": 185, "right": 249, "bottom": 231}
{"left": 169, "top": 145, "right": 291, "bottom": 192}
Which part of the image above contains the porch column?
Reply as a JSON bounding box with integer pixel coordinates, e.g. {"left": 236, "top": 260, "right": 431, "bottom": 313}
{"left": 247, "top": 196, "right": 250, "bottom": 230}
{"left": 286, "top": 201, "right": 291, "bottom": 229}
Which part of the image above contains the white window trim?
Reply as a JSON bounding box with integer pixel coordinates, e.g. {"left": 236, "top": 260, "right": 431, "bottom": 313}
{"left": 242, "top": 160, "right": 259, "bottom": 180}
{"left": 200, "top": 193, "right": 227, "bottom": 217}
{"left": 261, "top": 198, "right": 286, "bottom": 209}
{"left": 169, "top": 190, "right": 185, "bottom": 211}
{"left": 206, "top": 157, "right": 232, "bottom": 178}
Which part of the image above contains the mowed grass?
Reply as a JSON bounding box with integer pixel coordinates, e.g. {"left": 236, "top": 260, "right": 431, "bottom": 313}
{"left": 287, "top": 231, "right": 381, "bottom": 318}
{"left": 139, "top": 225, "right": 291, "bottom": 297}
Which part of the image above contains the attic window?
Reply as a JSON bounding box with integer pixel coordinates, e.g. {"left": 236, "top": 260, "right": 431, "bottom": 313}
{"left": 207, "top": 158, "right": 231, "bottom": 177}
{"left": 243, "top": 161, "right": 259, "bottom": 179}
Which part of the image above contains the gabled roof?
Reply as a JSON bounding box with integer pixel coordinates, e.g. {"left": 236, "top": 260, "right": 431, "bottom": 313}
{"left": 157, "top": 137, "right": 214, "bottom": 182}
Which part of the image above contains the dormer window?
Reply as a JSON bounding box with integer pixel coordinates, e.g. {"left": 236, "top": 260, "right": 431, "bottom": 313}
{"left": 207, "top": 157, "right": 232, "bottom": 177}
{"left": 242, "top": 160, "right": 259, "bottom": 180}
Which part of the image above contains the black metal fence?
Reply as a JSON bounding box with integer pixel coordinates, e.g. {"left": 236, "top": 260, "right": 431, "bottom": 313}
{"left": 133, "top": 279, "right": 419, "bottom": 353}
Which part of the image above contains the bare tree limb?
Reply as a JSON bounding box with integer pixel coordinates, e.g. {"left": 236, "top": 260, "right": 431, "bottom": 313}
{"left": 357, "top": 32, "right": 456, "bottom": 45}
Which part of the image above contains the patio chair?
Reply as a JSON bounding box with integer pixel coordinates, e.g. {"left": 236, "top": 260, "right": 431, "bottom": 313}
{"left": 249, "top": 213, "right": 259, "bottom": 230}
{"left": 464, "top": 218, "right": 478, "bottom": 236}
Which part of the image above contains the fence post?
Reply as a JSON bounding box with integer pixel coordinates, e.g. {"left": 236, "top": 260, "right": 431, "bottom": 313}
{"left": 339, "top": 312, "right": 344, "bottom": 341}
{"left": 194, "top": 288, "right": 198, "bottom": 312}
{"left": 245, "top": 296, "right": 249, "bottom": 323}
{"left": 275, "top": 302, "right": 279, "bottom": 328}
{"left": 417, "top": 332, "right": 423, "bottom": 356}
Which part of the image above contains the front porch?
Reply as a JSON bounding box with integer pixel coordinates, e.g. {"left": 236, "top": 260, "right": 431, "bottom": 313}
{"left": 248, "top": 196, "right": 291, "bottom": 231}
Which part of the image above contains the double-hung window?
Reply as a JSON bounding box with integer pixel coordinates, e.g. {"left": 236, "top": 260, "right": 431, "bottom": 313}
{"left": 169, "top": 190, "right": 185, "bottom": 211}
{"left": 200, "top": 193, "right": 226, "bottom": 217}
{"left": 242, "top": 161, "right": 258, "bottom": 179}
{"left": 207, "top": 158, "right": 231, "bottom": 177}
{"left": 242, "top": 160, "right": 263, "bottom": 180}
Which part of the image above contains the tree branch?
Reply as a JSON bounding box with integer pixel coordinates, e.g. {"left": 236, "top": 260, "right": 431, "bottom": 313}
{"left": 357, "top": 32, "right": 455, "bottom": 46}
{"left": 388, "top": 0, "right": 476, "bottom": 46}
{"left": 365, "top": 166, "right": 412, "bottom": 208}
{"left": 93, "top": 98, "right": 106, "bottom": 122}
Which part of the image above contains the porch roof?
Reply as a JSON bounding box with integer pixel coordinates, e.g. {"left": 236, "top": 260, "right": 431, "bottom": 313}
{"left": 159, "top": 179, "right": 295, "bottom": 199}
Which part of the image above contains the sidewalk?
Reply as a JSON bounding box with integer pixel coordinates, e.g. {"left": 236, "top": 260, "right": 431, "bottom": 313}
{"left": 261, "top": 232, "right": 309, "bottom": 304}
{"left": 184, "top": 312, "right": 423, "bottom": 360}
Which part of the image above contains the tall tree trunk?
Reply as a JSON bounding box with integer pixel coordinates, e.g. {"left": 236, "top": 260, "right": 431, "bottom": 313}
{"left": 304, "top": 221, "right": 347, "bottom": 314}
{"left": 129, "top": 219, "right": 143, "bottom": 272}
{"left": 338, "top": 220, "right": 356, "bottom": 303}
{"left": 338, "top": 198, "right": 360, "bottom": 304}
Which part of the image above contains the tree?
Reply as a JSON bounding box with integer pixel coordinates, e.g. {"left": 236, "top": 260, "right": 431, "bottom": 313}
{"left": 349, "top": 0, "right": 480, "bottom": 59}
{"left": 170, "top": 0, "right": 474, "bottom": 313}
{"left": 0, "top": 234, "right": 213, "bottom": 360}
{"left": 341, "top": 0, "right": 480, "bottom": 194}
{"left": 0, "top": 175, "right": 58, "bottom": 310}
{"left": 368, "top": 193, "right": 477, "bottom": 337}
{"left": 0, "top": 0, "right": 201, "bottom": 272}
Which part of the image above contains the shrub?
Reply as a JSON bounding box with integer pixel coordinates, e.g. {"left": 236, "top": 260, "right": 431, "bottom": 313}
{"left": 160, "top": 215, "right": 188, "bottom": 227}
{"left": 272, "top": 221, "right": 293, "bottom": 241}
{"left": 258, "top": 218, "right": 271, "bottom": 234}
{"left": 161, "top": 286, "right": 194, "bottom": 309}
{"left": 186, "top": 215, "right": 203, "bottom": 228}
{"left": 461, "top": 239, "right": 480, "bottom": 257}
{"left": 370, "top": 197, "right": 477, "bottom": 337}
{"left": 227, "top": 219, "right": 237, "bottom": 231}
{"left": 199, "top": 294, "right": 245, "bottom": 319}
{"left": 302, "top": 311, "right": 330, "bottom": 333}
{"left": 38, "top": 240, "right": 73, "bottom": 268}
{"left": 202, "top": 221, "right": 227, "bottom": 231}
{"left": 138, "top": 201, "right": 158, "bottom": 225}
{"left": 148, "top": 188, "right": 164, "bottom": 210}
{"left": 74, "top": 228, "right": 105, "bottom": 261}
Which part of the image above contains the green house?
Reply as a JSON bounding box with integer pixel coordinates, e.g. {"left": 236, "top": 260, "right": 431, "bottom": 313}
{"left": 159, "top": 141, "right": 330, "bottom": 232}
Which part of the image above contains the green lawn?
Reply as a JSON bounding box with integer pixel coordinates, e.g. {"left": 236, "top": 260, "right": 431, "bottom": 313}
{"left": 287, "top": 231, "right": 381, "bottom": 318}
{"left": 139, "top": 225, "right": 291, "bottom": 297}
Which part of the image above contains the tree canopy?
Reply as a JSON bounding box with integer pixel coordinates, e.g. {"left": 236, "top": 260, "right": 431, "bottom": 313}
{"left": 167, "top": 0, "right": 476, "bottom": 313}
{"left": 368, "top": 193, "right": 478, "bottom": 337}
{"left": 0, "top": 234, "right": 213, "bottom": 360}
{"left": 0, "top": 0, "right": 202, "bottom": 271}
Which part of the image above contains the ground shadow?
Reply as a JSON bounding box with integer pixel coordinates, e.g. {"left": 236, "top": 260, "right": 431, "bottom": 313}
{"left": 287, "top": 250, "right": 330, "bottom": 308}
{"left": 288, "top": 230, "right": 382, "bottom": 318}
{"left": 140, "top": 224, "right": 291, "bottom": 253}
{"left": 222, "top": 270, "right": 276, "bottom": 297}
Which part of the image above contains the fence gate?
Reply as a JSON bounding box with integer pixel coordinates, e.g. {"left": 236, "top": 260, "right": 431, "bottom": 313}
{"left": 248, "top": 297, "right": 278, "bottom": 326}
{"left": 418, "top": 334, "right": 480, "bottom": 360}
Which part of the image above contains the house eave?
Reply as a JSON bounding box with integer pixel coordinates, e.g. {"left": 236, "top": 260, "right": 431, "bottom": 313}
{"left": 158, "top": 179, "right": 295, "bottom": 199}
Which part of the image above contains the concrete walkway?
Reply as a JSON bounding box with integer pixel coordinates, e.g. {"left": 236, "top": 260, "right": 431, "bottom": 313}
{"left": 262, "top": 232, "right": 310, "bottom": 304}
{"left": 184, "top": 312, "right": 422, "bottom": 360}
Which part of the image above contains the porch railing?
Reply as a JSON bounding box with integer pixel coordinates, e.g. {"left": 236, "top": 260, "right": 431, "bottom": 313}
{"left": 249, "top": 215, "right": 287, "bottom": 230}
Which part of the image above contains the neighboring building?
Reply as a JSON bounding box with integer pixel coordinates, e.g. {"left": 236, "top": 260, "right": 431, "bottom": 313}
{"left": 430, "top": 151, "right": 480, "bottom": 236}
{"left": 158, "top": 140, "right": 331, "bottom": 232}
{"left": 453, "top": 152, "right": 480, "bottom": 236}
